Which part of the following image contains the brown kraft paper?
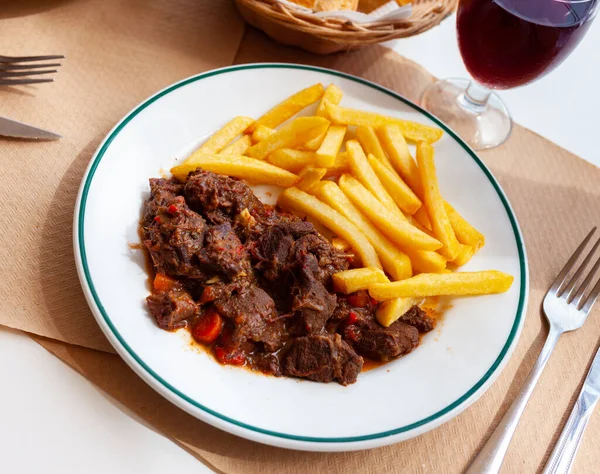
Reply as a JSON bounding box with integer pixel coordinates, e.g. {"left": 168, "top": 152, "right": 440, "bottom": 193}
{"left": 0, "top": 0, "right": 245, "bottom": 352}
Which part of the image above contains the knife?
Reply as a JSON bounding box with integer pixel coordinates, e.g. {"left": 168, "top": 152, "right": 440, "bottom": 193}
{"left": 543, "top": 342, "right": 600, "bottom": 474}
{"left": 0, "top": 116, "right": 61, "bottom": 140}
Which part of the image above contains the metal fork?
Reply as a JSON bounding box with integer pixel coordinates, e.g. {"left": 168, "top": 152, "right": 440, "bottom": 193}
{"left": 465, "top": 227, "right": 600, "bottom": 474}
{"left": 0, "top": 54, "right": 64, "bottom": 85}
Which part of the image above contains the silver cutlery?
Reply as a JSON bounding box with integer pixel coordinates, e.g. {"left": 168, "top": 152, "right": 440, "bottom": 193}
{"left": 465, "top": 227, "right": 600, "bottom": 474}
{"left": 0, "top": 116, "right": 61, "bottom": 140}
{"left": 0, "top": 54, "right": 65, "bottom": 139}
{"left": 543, "top": 333, "right": 600, "bottom": 474}
{"left": 0, "top": 54, "right": 64, "bottom": 85}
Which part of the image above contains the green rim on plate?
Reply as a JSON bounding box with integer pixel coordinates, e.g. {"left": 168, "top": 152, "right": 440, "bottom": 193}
{"left": 76, "top": 64, "right": 527, "bottom": 443}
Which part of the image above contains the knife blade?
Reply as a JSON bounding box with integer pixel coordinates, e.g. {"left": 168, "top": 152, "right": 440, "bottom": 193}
{"left": 0, "top": 116, "right": 61, "bottom": 140}
{"left": 543, "top": 341, "right": 600, "bottom": 474}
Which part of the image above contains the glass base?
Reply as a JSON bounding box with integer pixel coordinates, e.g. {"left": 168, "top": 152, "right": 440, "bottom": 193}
{"left": 420, "top": 78, "right": 512, "bottom": 150}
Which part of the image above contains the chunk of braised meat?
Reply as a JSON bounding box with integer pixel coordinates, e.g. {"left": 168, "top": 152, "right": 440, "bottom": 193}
{"left": 212, "top": 285, "right": 285, "bottom": 352}
{"left": 146, "top": 289, "right": 198, "bottom": 330}
{"left": 249, "top": 351, "right": 283, "bottom": 377}
{"left": 198, "top": 281, "right": 241, "bottom": 304}
{"left": 184, "top": 170, "right": 264, "bottom": 225}
{"left": 250, "top": 220, "right": 318, "bottom": 279}
{"left": 327, "top": 291, "right": 375, "bottom": 334}
{"left": 293, "top": 233, "right": 349, "bottom": 283}
{"left": 291, "top": 253, "right": 337, "bottom": 334}
{"left": 282, "top": 334, "right": 363, "bottom": 385}
{"left": 334, "top": 296, "right": 427, "bottom": 361}
{"left": 251, "top": 226, "right": 295, "bottom": 282}
{"left": 401, "top": 306, "right": 436, "bottom": 333}
{"left": 198, "top": 223, "right": 252, "bottom": 282}
{"left": 153, "top": 176, "right": 183, "bottom": 193}
{"left": 275, "top": 220, "right": 315, "bottom": 238}
{"left": 342, "top": 312, "right": 419, "bottom": 361}
{"left": 141, "top": 179, "right": 207, "bottom": 278}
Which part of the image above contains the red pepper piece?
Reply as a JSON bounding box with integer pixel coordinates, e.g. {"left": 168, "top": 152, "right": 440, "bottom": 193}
{"left": 345, "top": 325, "right": 359, "bottom": 342}
{"left": 347, "top": 292, "right": 369, "bottom": 308}
{"left": 168, "top": 204, "right": 178, "bottom": 214}
{"left": 347, "top": 310, "right": 358, "bottom": 325}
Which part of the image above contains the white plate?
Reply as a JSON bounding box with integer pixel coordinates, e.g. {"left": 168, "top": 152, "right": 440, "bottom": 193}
{"left": 74, "top": 64, "right": 528, "bottom": 452}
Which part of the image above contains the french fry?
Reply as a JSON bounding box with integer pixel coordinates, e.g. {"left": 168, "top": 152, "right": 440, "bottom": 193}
{"left": 220, "top": 134, "right": 252, "bottom": 155}
{"left": 377, "top": 124, "right": 423, "bottom": 195}
{"left": 404, "top": 249, "right": 447, "bottom": 275}
{"left": 297, "top": 166, "right": 327, "bottom": 192}
{"left": 378, "top": 126, "right": 482, "bottom": 250}
{"left": 278, "top": 187, "right": 381, "bottom": 269}
{"left": 267, "top": 149, "right": 317, "bottom": 173}
{"left": 195, "top": 116, "right": 255, "bottom": 154}
{"left": 171, "top": 153, "right": 299, "bottom": 187}
{"left": 251, "top": 125, "right": 275, "bottom": 143}
{"left": 453, "top": 244, "right": 475, "bottom": 267}
{"left": 417, "top": 142, "right": 460, "bottom": 261}
{"left": 369, "top": 271, "right": 514, "bottom": 300}
{"left": 338, "top": 174, "right": 442, "bottom": 252}
{"left": 302, "top": 131, "right": 326, "bottom": 151}
{"left": 346, "top": 140, "right": 406, "bottom": 221}
{"left": 444, "top": 202, "right": 485, "bottom": 252}
{"left": 247, "top": 83, "right": 325, "bottom": 133}
{"left": 316, "top": 125, "right": 346, "bottom": 167}
{"left": 356, "top": 126, "right": 392, "bottom": 167}
{"left": 332, "top": 267, "right": 389, "bottom": 294}
{"left": 306, "top": 216, "right": 335, "bottom": 240}
{"left": 376, "top": 297, "right": 416, "bottom": 327}
{"left": 327, "top": 104, "right": 443, "bottom": 143}
{"left": 332, "top": 237, "right": 351, "bottom": 252}
{"left": 368, "top": 154, "right": 422, "bottom": 215}
{"left": 322, "top": 179, "right": 443, "bottom": 275}
{"left": 413, "top": 207, "right": 432, "bottom": 230}
{"left": 245, "top": 117, "right": 330, "bottom": 160}
{"left": 316, "top": 83, "right": 343, "bottom": 118}
{"left": 324, "top": 152, "right": 349, "bottom": 177}
{"left": 315, "top": 181, "right": 412, "bottom": 281}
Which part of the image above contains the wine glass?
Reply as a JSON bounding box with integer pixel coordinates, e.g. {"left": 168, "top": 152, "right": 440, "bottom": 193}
{"left": 421, "top": 0, "right": 599, "bottom": 150}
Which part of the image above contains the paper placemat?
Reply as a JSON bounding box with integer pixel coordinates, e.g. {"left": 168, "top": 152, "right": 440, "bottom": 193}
{"left": 1, "top": 3, "right": 600, "bottom": 472}
{"left": 0, "top": 0, "right": 245, "bottom": 353}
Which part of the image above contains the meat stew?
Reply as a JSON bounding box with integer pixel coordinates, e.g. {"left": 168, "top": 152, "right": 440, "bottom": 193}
{"left": 140, "top": 169, "right": 435, "bottom": 385}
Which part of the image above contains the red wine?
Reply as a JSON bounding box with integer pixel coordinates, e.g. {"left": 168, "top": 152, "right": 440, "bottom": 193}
{"left": 457, "top": 0, "right": 598, "bottom": 89}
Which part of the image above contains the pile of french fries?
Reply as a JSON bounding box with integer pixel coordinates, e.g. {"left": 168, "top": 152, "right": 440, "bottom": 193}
{"left": 171, "top": 83, "right": 514, "bottom": 327}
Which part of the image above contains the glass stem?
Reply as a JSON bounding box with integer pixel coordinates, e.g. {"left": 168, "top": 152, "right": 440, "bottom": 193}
{"left": 459, "top": 81, "right": 492, "bottom": 114}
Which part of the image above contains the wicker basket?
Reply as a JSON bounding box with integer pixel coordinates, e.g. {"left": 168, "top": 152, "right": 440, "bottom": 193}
{"left": 235, "top": 0, "right": 457, "bottom": 54}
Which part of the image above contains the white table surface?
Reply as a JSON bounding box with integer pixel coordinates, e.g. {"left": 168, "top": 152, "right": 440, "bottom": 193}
{"left": 1, "top": 13, "right": 599, "bottom": 474}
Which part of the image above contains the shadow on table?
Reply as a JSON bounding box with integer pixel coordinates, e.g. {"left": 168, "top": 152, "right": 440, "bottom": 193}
{"left": 36, "top": 134, "right": 115, "bottom": 353}
{"left": 234, "top": 27, "right": 436, "bottom": 105}
{"left": 0, "top": 0, "right": 75, "bottom": 20}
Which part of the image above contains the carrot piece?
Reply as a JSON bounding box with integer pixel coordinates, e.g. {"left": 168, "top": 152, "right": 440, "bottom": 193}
{"left": 192, "top": 309, "right": 224, "bottom": 343}
{"left": 153, "top": 273, "right": 177, "bottom": 292}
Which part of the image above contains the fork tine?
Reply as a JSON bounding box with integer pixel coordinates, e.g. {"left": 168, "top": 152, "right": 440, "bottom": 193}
{"left": 574, "top": 252, "right": 600, "bottom": 309}
{"left": 0, "top": 63, "right": 61, "bottom": 70}
{"left": 0, "top": 69, "right": 58, "bottom": 78}
{"left": 580, "top": 277, "right": 600, "bottom": 314}
{"left": 0, "top": 78, "right": 54, "bottom": 85}
{"left": 0, "top": 54, "right": 65, "bottom": 63}
{"left": 564, "top": 236, "right": 600, "bottom": 301}
{"left": 551, "top": 227, "right": 597, "bottom": 295}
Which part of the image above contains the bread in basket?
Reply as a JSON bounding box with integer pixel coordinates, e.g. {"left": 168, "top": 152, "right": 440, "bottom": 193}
{"left": 235, "top": 0, "right": 457, "bottom": 54}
